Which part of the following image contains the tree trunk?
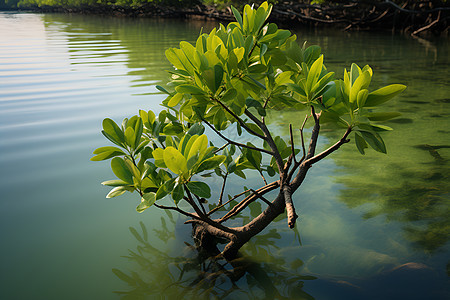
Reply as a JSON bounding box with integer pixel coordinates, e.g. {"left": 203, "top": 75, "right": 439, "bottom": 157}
{"left": 191, "top": 192, "right": 287, "bottom": 260}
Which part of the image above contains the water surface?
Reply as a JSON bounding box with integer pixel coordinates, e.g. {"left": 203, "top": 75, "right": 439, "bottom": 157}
{"left": 0, "top": 11, "right": 449, "bottom": 299}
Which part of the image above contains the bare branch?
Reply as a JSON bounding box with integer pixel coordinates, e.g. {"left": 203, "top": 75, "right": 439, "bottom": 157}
{"left": 303, "top": 126, "right": 352, "bottom": 166}
{"left": 212, "top": 97, "right": 266, "bottom": 139}
{"left": 219, "top": 180, "right": 280, "bottom": 223}
{"left": 258, "top": 169, "right": 268, "bottom": 185}
{"left": 289, "top": 124, "right": 297, "bottom": 164}
{"left": 207, "top": 188, "right": 250, "bottom": 216}
{"left": 183, "top": 186, "right": 207, "bottom": 218}
{"left": 249, "top": 189, "right": 273, "bottom": 207}
{"left": 183, "top": 187, "right": 238, "bottom": 234}
{"left": 291, "top": 125, "right": 352, "bottom": 192}
{"left": 245, "top": 109, "right": 285, "bottom": 179}
{"left": 214, "top": 142, "right": 230, "bottom": 154}
{"left": 287, "top": 114, "right": 308, "bottom": 183}
{"left": 283, "top": 185, "right": 298, "bottom": 229}
{"left": 154, "top": 203, "right": 198, "bottom": 219}
{"left": 218, "top": 172, "right": 228, "bottom": 205}
{"left": 202, "top": 118, "right": 273, "bottom": 155}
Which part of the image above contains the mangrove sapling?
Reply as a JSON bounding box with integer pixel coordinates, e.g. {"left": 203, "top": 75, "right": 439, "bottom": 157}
{"left": 91, "top": 2, "right": 406, "bottom": 259}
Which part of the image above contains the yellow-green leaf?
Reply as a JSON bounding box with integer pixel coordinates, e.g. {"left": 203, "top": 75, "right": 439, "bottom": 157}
{"left": 164, "top": 147, "right": 188, "bottom": 175}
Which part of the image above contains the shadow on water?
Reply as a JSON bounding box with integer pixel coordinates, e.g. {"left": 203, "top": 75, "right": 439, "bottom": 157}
{"left": 113, "top": 215, "right": 315, "bottom": 299}
{"left": 115, "top": 213, "right": 450, "bottom": 300}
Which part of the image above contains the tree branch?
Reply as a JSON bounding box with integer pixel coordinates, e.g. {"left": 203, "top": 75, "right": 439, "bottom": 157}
{"left": 245, "top": 109, "right": 285, "bottom": 179}
{"left": 183, "top": 186, "right": 207, "bottom": 218}
{"left": 212, "top": 97, "right": 266, "bottom": 139}
{"left": 202, "top": 118, "right": 273, "bottom": 155}
{"left": 291, "top": 125, "right": 352, "bottom": 192}
{"left": 153, "top": 203, "right": 198, "bottom": 219}
{"left": 283, "top": 184, "right": 298, "bottom": 229}
{"left": 303, "top": 126, "right": 352, "bottom": 166}
{"left": 289, "top": 124, "right": 297, "bottom": 164}
{"left": 207, "top": 188, "right": 249, "bottom": 216}
{"left": 250, "top": 189, "right": 273, "bottom": 207}
{"left": 218, "top": 172, "right": 228, "bottom": 205}
{"left": 218, "top": 180, "right": 280, "bottom": 223}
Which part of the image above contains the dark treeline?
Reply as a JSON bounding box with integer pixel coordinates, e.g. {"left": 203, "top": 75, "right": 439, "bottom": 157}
{"left": 1, "top": 0, "right": 448, "bottom": 35}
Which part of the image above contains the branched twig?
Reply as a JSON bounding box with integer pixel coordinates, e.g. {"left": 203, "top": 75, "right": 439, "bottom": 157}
{"left": 218, "top": 181, "right": 280, "bottom": 223}
{"left": 258, "top": 169, "right": 268, "bottom": 185}
{"left": 291, "top": 125, "right": 352, "bottom": 191}
{"left": 212, "top": 97, "right": 266, "bottom": 139}
{"left": 283, "top": 184, "right": 298, "bottom": 229}
{"left": 183, "top": 187, "right": 206, "bottom": 218}
{"left": 289, "top": 124, "right": 297, "bottom": 164}
{"left": 218, "top": 172, "right": 228, "bottom": 205}
{"left": 184, "top": 186, "right": 237, "bottom": 234}
{"left": 202, "top": 118, "right": 273, "bottom": 155}
{"left": 214, "top": 142, "right": 230, "bottom": 154}
{"left": 245, "top": 109, "right": 285, "bottom": 178}
{"left": 154, "top": 203, "right": 198, "bottom": 219}
{"left": 249, "top": 189, "right": 273, "bottom": 207}
{"left": 207, "top": 188, "right": 249, "bottom": 216}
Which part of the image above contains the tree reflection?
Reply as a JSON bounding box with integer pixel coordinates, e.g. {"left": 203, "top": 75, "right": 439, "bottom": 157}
{"left": 113, "top": 213, "right": 315, "bottom": 299}
{"left": 333, "top": 135, "right": 449, "bottom": 253}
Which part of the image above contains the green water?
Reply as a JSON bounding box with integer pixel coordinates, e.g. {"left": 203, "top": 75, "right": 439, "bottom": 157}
{"left": 0, "top": 11, "right": 449, "bottom": 299}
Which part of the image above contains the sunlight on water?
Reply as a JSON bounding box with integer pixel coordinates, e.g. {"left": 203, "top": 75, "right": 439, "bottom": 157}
{"left": 0, "top": 11, "right": 448, "bottom": 300}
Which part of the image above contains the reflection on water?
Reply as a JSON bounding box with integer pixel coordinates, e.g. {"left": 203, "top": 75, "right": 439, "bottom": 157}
{"left": 0, "top": 11, "right": 449, "bottom": 300}
{"left": 114, "top": 216, "right": 315, "bottom": 299}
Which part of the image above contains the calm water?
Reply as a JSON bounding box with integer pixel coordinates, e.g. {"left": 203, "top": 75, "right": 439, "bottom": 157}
{"left": 0, "top": 11, "right": 449, "bottom": 300}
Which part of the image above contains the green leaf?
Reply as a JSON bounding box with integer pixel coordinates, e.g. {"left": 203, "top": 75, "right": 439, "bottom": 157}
{"left": 152, "top": 148, "right": 166, "bottom": 168}
{"left": 103, "top": 118, "right": 125, "bottom": 142}
{"left": 186, "top": 181, "right": 211, "bottom": 198}
{"left": 172, "top": 183, "right": 184, "bottom": 204}
{"left": 306, "top": 55, "right": 323, "bottom": 93}
{"left": 196, "top": 155, "right": 226, "bottom": 173}
{"left": 111, "top": 157, "right": 133, "bottom": 184}
{"left": 155, "top": 178, "right": 175, "bottom": 200}
{"left": 162, "top": 123, "right": 184, "bottom": 135}
{"left": 365, "top": 84, "right": 406, "bottom": 107}
{"left": 106, "top": 186, "right": 128, "bottom": 198}
{"left": 187, "top": 134, "right": 208, "bottom": 160}
{"left": 203, "top": 65, "right": 223, "bottom": 94}
{"left": 164, "top": 147, "right": 188, "bottom": 175}
{"left": 102, "top": 130, "right": 125, "bottom": 147}
{"left": 168, "top": 93, "right": 183, "bottom": 107}
{"left": 93, "top": 146, "right": 125, "bottom": 155}
{"left": 187, "top": 123, "right": 205, "bottom": 136}
{"left": 356, "top": 89, "right": 369, "bottom": 108}
{"left": 354, "top": 132, "right": 368, "bottom": 155}
{"left": 245, "top": 98, "right": 266, "bottom": 116}
{"left": 102, "top": 180, "right": 130, "bottom": 187}
{"left": 231, "top": 5, "right": 243, "bottom": 29}
{"left": 136, "top": 192, "right": 156, "bottom": 213}
{"left": 91, "top": 150, "right": 125, "bottom": 161}
{"left": 359, "top": 130, "right": 387, "bottom": 153}
{"left": 175, "top": 84, "right": 206, "bottom": 95}
{"left": 266, "top": 165, "right": 276, "bottom": 177}
{"left": 187, "top": 152, "right": 199, "bottom": 170}
{"left": 246, "top": 75, "right": 266, "bottom": 90}
{"left": 156, "top": 85, "right": 170, "bottom": 94}
{"left": 350, "top": 71, "right": 371, "bottom": 103}
{"left": 125, "top": 127, "right": 136, "bottom": 149}
{"left": 350, "top": 63, "right": 361, "bottom": 85}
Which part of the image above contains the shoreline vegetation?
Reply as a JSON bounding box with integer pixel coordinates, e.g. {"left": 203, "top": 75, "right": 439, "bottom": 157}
{"left": 1, "top": 1, "right": 449, "bottom": 35}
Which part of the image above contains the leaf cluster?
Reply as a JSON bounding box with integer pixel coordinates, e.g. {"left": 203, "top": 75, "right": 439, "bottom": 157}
{"left": 92, "top": 2, "right": 406, "bottom": 217}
